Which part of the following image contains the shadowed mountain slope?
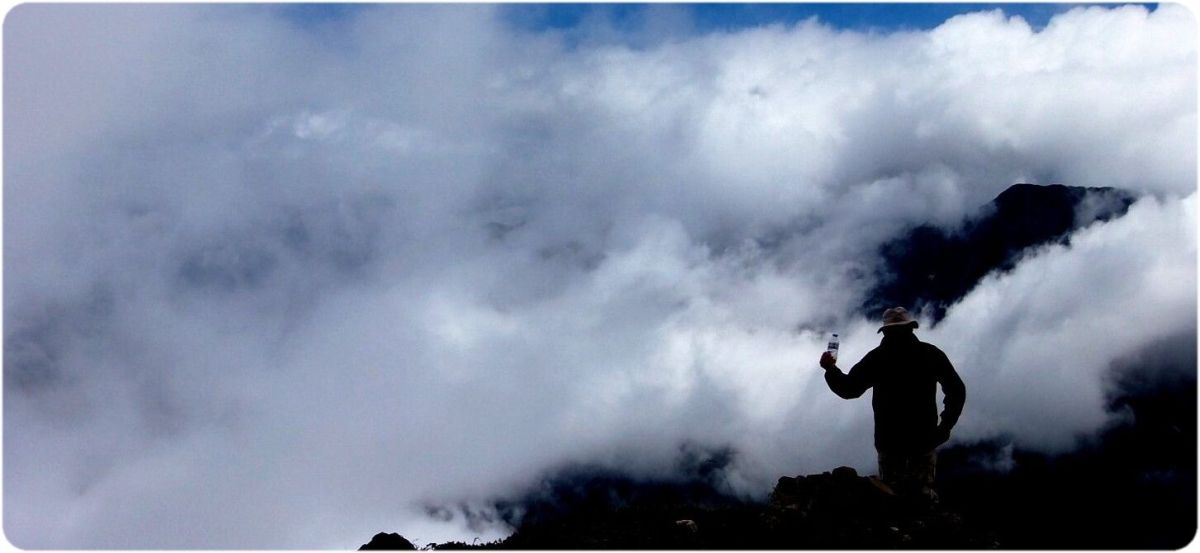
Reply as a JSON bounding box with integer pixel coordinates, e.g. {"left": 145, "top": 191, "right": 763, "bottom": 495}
{"left": 865, "top": 183, "right": 1137, "bottom": 322}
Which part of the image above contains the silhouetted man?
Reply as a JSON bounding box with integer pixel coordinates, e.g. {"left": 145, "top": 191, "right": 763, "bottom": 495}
{"left": 819, "top": 307, "right": 966, "bottom": 501}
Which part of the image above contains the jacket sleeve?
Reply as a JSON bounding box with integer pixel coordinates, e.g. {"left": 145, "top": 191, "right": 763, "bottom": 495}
{"left": 934, "top": 348, "right": 966, "bottom": 431}
{"left": 824, "top": 351, "right": 875, "bottom": 399}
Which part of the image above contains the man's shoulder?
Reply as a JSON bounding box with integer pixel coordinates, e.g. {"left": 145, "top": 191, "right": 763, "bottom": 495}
{"left": 853, "top": 345, "right": 885, "bottom": 368}
{"left": 915, "top": 339, "right": 954, "bottom": 364}
{"left": 913, "top": 339, "right": 948, "bottom": 355}
{"left": 915, "top": 339, "right": 943, "bottom": 350}
{"left": 863, "top": 344, "right": 888, "bottom": 357}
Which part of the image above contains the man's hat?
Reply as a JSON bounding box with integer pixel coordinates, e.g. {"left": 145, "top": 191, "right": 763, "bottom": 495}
{"left": 878, "top": 306, "right": 919, "bottom": 333}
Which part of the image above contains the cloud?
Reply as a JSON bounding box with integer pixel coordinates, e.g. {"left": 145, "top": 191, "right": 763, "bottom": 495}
{"left": 3, "top": 3, "right": 1195, "bottom": 548}
{"left": 929, "top": 193, "right": 1197, "bottom": 448}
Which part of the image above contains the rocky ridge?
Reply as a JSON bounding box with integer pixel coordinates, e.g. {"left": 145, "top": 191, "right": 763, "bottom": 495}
{"left": 360, "top": 466, "right": 999, "bottom": 549}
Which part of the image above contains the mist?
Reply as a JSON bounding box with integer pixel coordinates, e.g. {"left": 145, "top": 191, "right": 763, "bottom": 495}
{"left": 4, "top": 4, "right": 1195, "bottom": 548}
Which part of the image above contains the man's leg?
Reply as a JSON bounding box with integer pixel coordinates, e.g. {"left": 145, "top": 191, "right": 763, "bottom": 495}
{"left": 913, "top": 450, "right": 938, "bottom": 503}
{"left": 877, "top": 450, "right": 905, "bottom": 494}
{"left": 878, "top": 450, "right": 938, "bottom": 501}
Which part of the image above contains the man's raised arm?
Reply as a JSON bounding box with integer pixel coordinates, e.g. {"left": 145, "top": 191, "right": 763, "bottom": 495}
{"left": 820, "top": 351, "right": 874, "bottom": 399}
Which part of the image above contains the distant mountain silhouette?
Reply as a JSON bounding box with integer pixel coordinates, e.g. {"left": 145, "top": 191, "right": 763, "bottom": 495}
{"left": 865, "top": 183, "right": 1137, "bottom": 322}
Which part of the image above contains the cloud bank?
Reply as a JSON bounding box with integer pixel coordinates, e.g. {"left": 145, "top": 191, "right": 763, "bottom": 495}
{"left": 4, "top": 4, "right": 1195, "bottom": 548}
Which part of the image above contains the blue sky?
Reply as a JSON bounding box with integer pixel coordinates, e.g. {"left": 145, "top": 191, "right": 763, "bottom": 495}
{"left": 504, "top": 3, "right": 1148, "bottom": 32}
{"left": 279, "top": 3, "right": 1159, "bottom": 34}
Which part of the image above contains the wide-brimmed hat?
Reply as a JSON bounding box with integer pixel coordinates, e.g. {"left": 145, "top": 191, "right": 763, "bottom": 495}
{"left": 878, "top": 306, "right": 919, "bottom": 333}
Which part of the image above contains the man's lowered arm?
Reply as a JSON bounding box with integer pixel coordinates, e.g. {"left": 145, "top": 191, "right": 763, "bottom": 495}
{"left": 935, "top": 350, "right": 966, "bottom": 443}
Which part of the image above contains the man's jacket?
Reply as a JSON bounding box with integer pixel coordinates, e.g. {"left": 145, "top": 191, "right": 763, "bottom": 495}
{"left": 824, "top": 332, "right": 966, "bottom": 455}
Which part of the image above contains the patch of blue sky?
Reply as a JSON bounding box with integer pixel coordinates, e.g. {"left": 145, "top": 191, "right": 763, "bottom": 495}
{"left": 272, "top": 3, "right": 1158, "bottom": 37}
{"left": 502, "top": 3, "right": 1158, "bottom": 34}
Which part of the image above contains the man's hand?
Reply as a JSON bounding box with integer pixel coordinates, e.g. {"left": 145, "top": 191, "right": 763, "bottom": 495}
{"left": 819, "top": 351, "right": 838, "bottom": 370}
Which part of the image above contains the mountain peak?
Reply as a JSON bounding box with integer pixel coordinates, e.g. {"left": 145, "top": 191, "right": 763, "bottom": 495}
{"left": 865, "top": 183, "right": 1138, "bottom": 322}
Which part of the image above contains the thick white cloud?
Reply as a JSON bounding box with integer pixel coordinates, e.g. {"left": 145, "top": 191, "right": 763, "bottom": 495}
{"left": 930, "top": 193, "right": 1198, "bottom": 448}
{"left": 4, "top": 3, "right": 1195, "bottom": 548}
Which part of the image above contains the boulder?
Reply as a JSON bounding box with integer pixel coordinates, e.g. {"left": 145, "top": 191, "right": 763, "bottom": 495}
{"left": 359, "top": 532, "right": 416, "bottom": 550}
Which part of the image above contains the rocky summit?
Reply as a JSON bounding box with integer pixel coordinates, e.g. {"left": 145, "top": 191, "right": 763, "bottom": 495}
{"left": 361, "top": 466, "right": 999, "bottom": 549}
{"left": 763, "top": 466, "right": 998, "bottom": 548}
{"left": 360, "top": 532, "right": 417, "bottom": 550}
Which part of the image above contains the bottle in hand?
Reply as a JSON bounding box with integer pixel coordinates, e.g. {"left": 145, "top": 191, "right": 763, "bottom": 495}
{"left": 826, "top": 333, "right": 839, "bottom": 362}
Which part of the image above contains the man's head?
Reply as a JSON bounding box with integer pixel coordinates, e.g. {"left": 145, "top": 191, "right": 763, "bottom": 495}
{"left": 878, "top": 306, "right": 918, "bottom": 334}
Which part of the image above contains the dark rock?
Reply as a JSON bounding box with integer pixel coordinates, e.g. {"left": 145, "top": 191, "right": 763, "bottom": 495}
{"left": 763, "top": 468, "right": 998, "bottom": 548}
{"left": 399, "top": 465, "right": 997, "bottom": 549}
{"left": 359, "top": 532, "right": 416, "bottom": 550}
{"left": 830, "top": 465, "right": 858, "bottom": 480}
